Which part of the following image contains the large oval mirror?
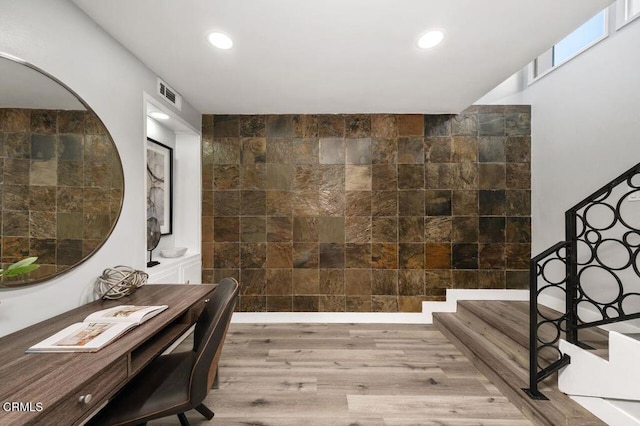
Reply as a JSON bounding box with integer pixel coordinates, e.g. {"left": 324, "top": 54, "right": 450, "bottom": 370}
{"left": 0, "top": 54, "right": 124, "bottom": 287}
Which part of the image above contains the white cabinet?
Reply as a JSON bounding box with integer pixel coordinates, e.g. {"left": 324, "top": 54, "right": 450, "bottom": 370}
{"left": 147, "top": 266, "right": 181, "bottom": 284}
{"left": 180, "top": 257, "right": 201, "bottom": 284}
{"left": 147, "top": 252, "right": 201, "bottom": 284}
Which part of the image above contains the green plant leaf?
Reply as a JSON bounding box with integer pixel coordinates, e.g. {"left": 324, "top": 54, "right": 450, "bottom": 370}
{"left": 1, "top": 257, "right": 39, "bottom": 277}
{"left": 7, "top": 257, "right": 38, "bottom": 270}
{"left": 3, "top": 264, "right": 39, "bottom": 276}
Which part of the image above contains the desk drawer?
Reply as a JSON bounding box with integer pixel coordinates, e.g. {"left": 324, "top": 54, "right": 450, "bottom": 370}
{"left": 34, "top": 356, "right": 127, "bottom": 426}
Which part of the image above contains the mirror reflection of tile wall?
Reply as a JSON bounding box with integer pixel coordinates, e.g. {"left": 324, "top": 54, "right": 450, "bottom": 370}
{"left": 201, "top": 106, "right": 531, "bottom": 313}
{"left": 0, "top": 108, "right": 123, "bottom": 279}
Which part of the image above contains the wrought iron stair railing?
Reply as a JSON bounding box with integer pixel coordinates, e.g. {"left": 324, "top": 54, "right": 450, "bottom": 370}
{"left": 526, "top": 161, "right": 640, "bottom": 399}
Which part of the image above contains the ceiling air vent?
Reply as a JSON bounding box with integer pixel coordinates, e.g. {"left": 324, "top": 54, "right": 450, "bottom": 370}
{"left": 157, "top": 78, "right": 182, "bottom": 111}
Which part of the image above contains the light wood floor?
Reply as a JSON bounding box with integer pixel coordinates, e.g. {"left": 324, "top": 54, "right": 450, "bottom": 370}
{"left": 149, "top": 323, "right": 532, "bottom": 426}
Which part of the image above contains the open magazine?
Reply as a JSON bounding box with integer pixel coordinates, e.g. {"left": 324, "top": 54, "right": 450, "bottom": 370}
{"left": 26, "top": 305, "right": 168, "bottom": 353}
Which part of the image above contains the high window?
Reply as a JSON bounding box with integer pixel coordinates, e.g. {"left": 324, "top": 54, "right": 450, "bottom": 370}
{"left": 533, "top": 9, "right": 608, "bottom": 79}
{"left": 532, "top": 0, "right": 640, "bottom": 81}
{"left": 552, "top": 10, "right": 607, "bottom": 66}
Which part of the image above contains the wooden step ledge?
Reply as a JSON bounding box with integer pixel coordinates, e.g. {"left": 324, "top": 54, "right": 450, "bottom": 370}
{"left": 434, "top": 301, "right": 606, "bottom": 426}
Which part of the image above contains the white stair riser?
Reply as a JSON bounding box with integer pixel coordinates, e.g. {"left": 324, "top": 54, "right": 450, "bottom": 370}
{"left": 559, "top": 332, "right": 640, "bottom": 401}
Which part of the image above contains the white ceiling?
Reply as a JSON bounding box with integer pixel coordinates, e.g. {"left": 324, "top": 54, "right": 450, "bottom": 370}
{"left": 73, "top": 0, "right": 612, "bottom": 114}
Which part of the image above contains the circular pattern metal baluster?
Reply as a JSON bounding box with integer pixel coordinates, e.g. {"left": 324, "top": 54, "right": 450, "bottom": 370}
{"left": 573, "top": 170, "right": 640, "bottom": 324}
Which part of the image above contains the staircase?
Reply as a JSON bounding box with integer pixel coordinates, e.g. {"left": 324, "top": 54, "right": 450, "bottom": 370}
{"left": 508, "top": 160, "right": 640, "bottom": 423}
{"left": 432, "top": 161, "right": 640, "bottom": 424}
{"left": 434, "top": 300, "right": 608, "bottom": 426}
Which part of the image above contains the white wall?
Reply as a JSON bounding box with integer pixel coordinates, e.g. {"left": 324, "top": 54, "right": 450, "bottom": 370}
{"left": 526, "top": 19, "right": 640, "bottom": 253}
{"left": 0, "top": 0, "right": 202, "bottom": 336}
{"left": 475, "top": 70, "right": 528, "bottom": 106}
{"left": 529, "top": 19, "right": 640, "bottom": 319}
{"left": 171, "top": 132, "right": 202, "bottom": 255}
{"left": 147, "top": 117, "right": 176, "bottom": 149}
{"left": 480, "top": 16, "right": 640, "bottom": 308}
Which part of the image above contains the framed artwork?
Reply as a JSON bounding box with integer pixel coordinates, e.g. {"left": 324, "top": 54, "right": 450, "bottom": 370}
{"left": 146, "top": 138, "right": 173, "bottom": 235}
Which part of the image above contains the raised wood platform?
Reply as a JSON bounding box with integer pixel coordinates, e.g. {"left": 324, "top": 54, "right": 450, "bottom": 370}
{"left": 433, "top": 300, "right": 608, "bottom": 426}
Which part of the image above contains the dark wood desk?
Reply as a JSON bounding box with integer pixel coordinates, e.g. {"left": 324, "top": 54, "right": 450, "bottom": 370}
{"left": 0, "top": 284, "right": 216, "bottom": 425}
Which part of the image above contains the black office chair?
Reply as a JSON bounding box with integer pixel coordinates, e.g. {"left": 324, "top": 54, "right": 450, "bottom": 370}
{"left": 88, "top": 278, "right": 239, "bottom": 426}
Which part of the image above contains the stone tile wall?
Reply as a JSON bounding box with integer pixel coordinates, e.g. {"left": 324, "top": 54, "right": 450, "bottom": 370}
{"left": 0, "top": 108, "right": 122, "bottom": 279}
{"left": 202, "top": 105, "right": 531, "bottom": 312}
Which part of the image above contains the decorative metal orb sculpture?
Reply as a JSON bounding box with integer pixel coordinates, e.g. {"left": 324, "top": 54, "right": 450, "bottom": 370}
{"left": 94, "top": 265, "right": 148, "bottom": 300}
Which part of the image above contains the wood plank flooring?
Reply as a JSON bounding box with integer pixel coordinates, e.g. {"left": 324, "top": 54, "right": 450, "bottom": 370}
{"left": 148, "top": 323, "right": 532, "bottom": 426}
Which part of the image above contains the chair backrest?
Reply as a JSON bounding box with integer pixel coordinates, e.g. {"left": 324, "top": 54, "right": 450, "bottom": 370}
{"left": 189, "top": 277, "right": 239, "bottom": 405}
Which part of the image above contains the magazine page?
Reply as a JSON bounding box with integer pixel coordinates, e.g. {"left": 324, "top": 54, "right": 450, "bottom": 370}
{"left": 84, "top": 305, "right": 168, "bottom": 325}
{"left": 26, "top": 322, "right": 136, "bottom": 353}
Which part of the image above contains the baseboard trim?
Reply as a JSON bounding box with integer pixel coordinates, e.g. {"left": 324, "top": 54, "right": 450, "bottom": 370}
{"left": 231, "top": 289, "right": 529, "bottom": 324}
{"left": 231, "top": 312, "right": 428, "bottom": 324}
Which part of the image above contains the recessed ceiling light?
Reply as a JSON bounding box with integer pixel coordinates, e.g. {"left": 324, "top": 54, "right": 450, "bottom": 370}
{"left": 417, "top": 30, "right": 444, "bottom": 49}
{"left": 149, "top": 111, "right": 170, "bottom": 120}
{"left": 208, "top": 32, "right": 233, "bottom": 50}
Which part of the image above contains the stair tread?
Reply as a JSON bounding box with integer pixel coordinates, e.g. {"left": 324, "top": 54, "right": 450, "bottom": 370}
{"left": 456, "top": 302, "right": 559, "bottom": 368}
{"left": 435, "top": 309, "right": 568, "bottom": 391}
{"left": 458, "top": 300, "right": 531, "bottom": 348}
{"left": 434, "top": 302, "right": 607, "bottom": 426}
{"left": 436, "top": 312, "right": 531, "bottom": 384}
{"left": 461, "top": 300, "right": 609, "bottom": 359}
{"left": 458, "top": 300, "right": 609, "bottom": 357}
